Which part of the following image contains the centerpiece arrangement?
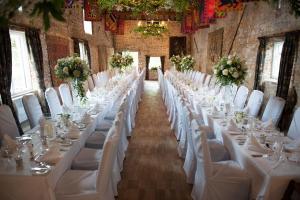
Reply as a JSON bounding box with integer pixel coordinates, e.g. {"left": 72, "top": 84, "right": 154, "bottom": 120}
{"left": 109, "top": 53, "right": 134, "bottom": 72}
{"left": 213, "top": 54, "right": 247, "bottom": 86}
{"left": 55, "top": 54, "right": 90, "bottom": 103}
{"left": 170, "top": 54, "right": 195, "bottom": 72}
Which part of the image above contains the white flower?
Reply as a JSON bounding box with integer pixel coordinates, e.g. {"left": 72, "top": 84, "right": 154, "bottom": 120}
{"left": 220, "top": 65, "right": 224, "bottom": 70}
{"left": 213, "top": 69, "right": 218, "bottom": 74}
{"left": 227, "top": 60, "right": 232, "bottom": 65}
{"left": 63, "top": 67, "right": 69, "bottom": 75}
{"left": 222, "top": 69, "right": 229, "bottom": 76}
{"left": 232, "top": 72, "right": 239, "bottom": 78}
{"left": 228, "top": 55, "right": 232, "bottom": 60}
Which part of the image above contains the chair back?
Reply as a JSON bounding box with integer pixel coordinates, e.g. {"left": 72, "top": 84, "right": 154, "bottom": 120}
{"left": 87, "top": 76, "right": 95, "bottom": 91}
{"left": 0, "top": 105, "right": 20, "bottom": 139}
{"left": 234, "top": 85, "right": 249, "bottom": 110}
{"left": 261, "top": 96, "right": 285, "bottom": 126}
{"left": 97, "top": 112, "right": 123, "bottom": 194}
{"left": 191, "top": 119, "right": 212, "bottom": 178}
{"left": 45, "top": 88, "right": 62, "bottom": 119}
{"left": 22, "top": 94, "right": 43, "bottom": 128}
{"left": 203, "top": 74, "right": 211, "bottom": 87}
{"left": 245, "top": 90, "right": 264, "bottom": 117}
{"left": 288, "top": 107, "right": 300, "bottom": 140}
{"left": 58, "top": 83, "right": 73, "bottom": 107}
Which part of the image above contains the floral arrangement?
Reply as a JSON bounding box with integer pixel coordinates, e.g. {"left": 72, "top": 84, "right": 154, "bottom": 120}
{"left": 55, "top": 54, "right": 90, "bottom": 102}
{"left": 134, "top": 22, "right": 168, "bottom": 37}
{"left": 109, "top": 53, "right": 134, "bottom": 71}
{"left": 234, "top": 111, "right": 247, "bottom": 124}
{"left": 170, "top": 54, "right": 195, "bottom": 72}
{"left": 180, "top": 55, "right": 195, "bottom": 71}
{"left": 213, "top": 55, "right": 247, "bottom": 86}
{"left": 170, "top": 55, "right": 182, "bottom": 71}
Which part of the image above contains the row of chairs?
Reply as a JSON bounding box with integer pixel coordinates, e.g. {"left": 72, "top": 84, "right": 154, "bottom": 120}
{"left": 159, "top": 69, "right": 300, "bottom": 200}
{"left": 55, "top": 70, "right": 145, "bottom": 200}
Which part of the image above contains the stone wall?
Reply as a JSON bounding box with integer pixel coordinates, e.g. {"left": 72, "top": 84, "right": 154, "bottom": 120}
{"left": 10, "top": 2, "right": 113, "bottom": 87}
{"left": 114, "top": 20, "right": 191, "bottom": 71}
{"left": 191, "top": 1, "right": 300, "bottom": 106}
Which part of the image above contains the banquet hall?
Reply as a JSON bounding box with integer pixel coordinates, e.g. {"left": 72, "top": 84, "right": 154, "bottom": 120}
{"left": 0, "top": 0, "right": 300, "bottom": 200}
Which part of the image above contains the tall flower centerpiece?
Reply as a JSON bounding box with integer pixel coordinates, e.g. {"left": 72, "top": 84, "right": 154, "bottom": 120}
{"left": 170, "top": 55, "right": 182, "bottom": 71}
{"left": 55, "top": 54, "right": 90, "bottom": 104}
{"left": 180, "top": 55, "right": 195, "bottom": 71}
{"left": 170, "top": 54, "right": 195, "bottom": 72}
{"left": 214, "top": 54, "right": 247, "bottom": 107}
{"left": 109, "top": 53, "right": 134, "bottom": 72}
{"left": 213, "top": 54, "right": 247, "bottom": 86}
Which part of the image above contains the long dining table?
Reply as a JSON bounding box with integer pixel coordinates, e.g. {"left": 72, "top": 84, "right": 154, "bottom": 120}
{"left": 165, "top": 71, "right": 300, "bottom": 200}
{"left": 0, "top": 72, "right": 135, "bottom": 200}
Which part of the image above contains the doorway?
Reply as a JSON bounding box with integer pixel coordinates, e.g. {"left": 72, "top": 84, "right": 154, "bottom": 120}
{"left": 145, "top": 56, "right": 165, "bottom": 80}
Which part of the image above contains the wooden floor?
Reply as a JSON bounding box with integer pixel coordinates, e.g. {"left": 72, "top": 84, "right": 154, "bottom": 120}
{"left": 117, "top": 81, "right": 192, "bottom": 200}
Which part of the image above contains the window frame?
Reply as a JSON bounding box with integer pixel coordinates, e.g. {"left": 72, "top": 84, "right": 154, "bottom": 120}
{"left": 83, "top": 9, "right": 93, "bottom": 35}
{"left": 9, "top": 29, "right": 35, "bottom": 97}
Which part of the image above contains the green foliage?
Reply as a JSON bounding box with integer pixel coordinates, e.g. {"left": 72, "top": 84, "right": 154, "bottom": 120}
{"left": 288, "top": 0, "right": 300, "bottom": 17}
{"left": 0, "top": 0, "right": 65, "bottom": 31}
{"left": 109, "top": 53, "right": 134, "bottom": 71}
{"left": 55, "top": 54, "right": 90, "bottom": 102}
{"left": 170, "top": 54, "right": 195, "bottom": 72}
{"left": 134, "top": 23, "right": 168, "bottom": 37}
{"left": 213, "top": 55, "right": 247, "bottom": 86}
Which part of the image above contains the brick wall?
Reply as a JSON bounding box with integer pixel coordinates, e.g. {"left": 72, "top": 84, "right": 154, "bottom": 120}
{"left": 114, "top": 20, "right": 191, "bottom": 71}
{"left": 10, "top": 2, "right": 113, "bottom": 87}
{"left": 191, "top": 1, "right": 300, "bottom": 106}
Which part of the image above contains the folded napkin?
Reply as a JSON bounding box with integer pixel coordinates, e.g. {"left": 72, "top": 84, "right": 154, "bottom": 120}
{"left": 261, "top": 119, "right": 275, "bottom": 131}
{"left": 66, "top": 123, "right": 80, "bottom": 139}
{"left": 37, "top": 145, "right": 61, "bottom": 164}
{"left": 245, "top": 134, "right": 269, "bottom": 154}
{"left": 226, "top": 119, "right": 240, "bottom": 132}
{"left": 211, "top": 106, "right": 219, "bottom": 116}
{"left": 81, "top": 112, "right": 92, "bottom": 124}
{"left": 2, "top": 134, "right": 17, "bottom": 153}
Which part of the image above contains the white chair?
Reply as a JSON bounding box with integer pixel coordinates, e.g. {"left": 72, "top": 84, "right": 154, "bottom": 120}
{"left": 191, "top": 121, "right": 250, "bottom": 200}
{"left": 183, "top": 116, "right": 230, "bottom": 184}
{"left": 233, "top": 85, "right": 249, "bottom": 110}
{"left": 0, "top": 105, "right": 20, "bottom": 139}
{"left": 203, "top": 74, "right": 211, "bottom": 87}
{"left": 22, "top": 94, "right": 43, "bottom": 128}
{"left": 45, "top": 87, "right": 63, "bottom": 119}
{"left": 244, "top": 90, "right": 264, "bottom": 117}
{"left": 58, "top": 83, "right": 73, "bottom": 107}
{"left": 261, "top": 96, "right": 285, "bottom": 126}
{"left": 287, "top": 107, "right": 300, "bottom": 140}
{"left": 87, "top": 76, "right": 95, "bottom": 91}
{"left": 55, "top": 125, "right": 118, "bottom": 200}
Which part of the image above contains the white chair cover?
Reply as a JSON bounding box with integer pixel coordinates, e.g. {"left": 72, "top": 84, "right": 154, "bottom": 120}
{"left": 0, "top": 105, "right": 20, "bottom": 139}
{"left": 287, "top": 107, "right": 300, "bottom": 140}
{"left": 58, "top": 83, "right": 73, "bottom": 107}
{"left": 92, "top": 74, "right": 101, "bottom": 87}
{"left": 191, "top": 123, "right": 250, "bottom": 200}
{"left": 203, "top": 74, "right": 211, "bottom": 87}
{"left": 233, "top": 85, "right": 249, "bottom": 110}
{"left": 55, "top": 119, "right": 118, "bottom": 200}
{"left": 261, "top": 96, "right": 285, "bottom": 126}
{"left": 22, "top": 94, "right": 43, "bottom": 128}
{"left": 244, "top": 90, "right": 264, "bottom": 117}
{"left": 45, "top": 87, "right": 63, "bottom": 119}
{"left": 87, "top": 76, "right": 95, "bottom": 91}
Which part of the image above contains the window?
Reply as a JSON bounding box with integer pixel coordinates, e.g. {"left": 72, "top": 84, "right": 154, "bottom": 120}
{"left": 271, "top": 41, "right": 284, "bottom": 80}
{"left": 83, "top": 10, "right": 93, "bottom": 34}
{"left": 9, "top": 30, "right": 34, "bottom": 95}
{"left": 79, "top": 41, "right": 89, "bottom": 66}
{"left": 149, "top": 57, "right": 161, "bottom": 69}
